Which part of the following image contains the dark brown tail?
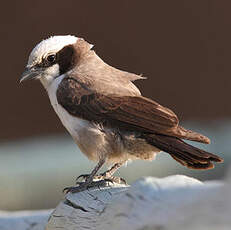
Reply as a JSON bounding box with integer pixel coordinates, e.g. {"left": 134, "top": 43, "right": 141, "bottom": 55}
{"left": 143, "top": 133, "right": 223, "bottom": 170}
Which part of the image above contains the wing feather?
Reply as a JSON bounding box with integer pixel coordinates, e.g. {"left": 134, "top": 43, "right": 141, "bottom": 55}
{"left": 57, "top": 77, "right": 209, "bottom": 143}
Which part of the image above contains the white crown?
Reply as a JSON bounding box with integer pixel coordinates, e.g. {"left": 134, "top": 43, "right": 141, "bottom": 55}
{"left": 27, "top": 35, "right": 78, "bottom": 67}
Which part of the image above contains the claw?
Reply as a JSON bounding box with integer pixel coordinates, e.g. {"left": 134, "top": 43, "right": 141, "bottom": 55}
{"left": 76, "top": 174, "right": 90, "bottom": 182}
{"left": 63, "top": 179, "right": 111, "bottom": 194}
{"left": 63, "top": 186, "right": 73, "bottom": 194}
{"left": 103, "top": 178, "right": 114, "bottom": 184}
{"left": 101, "top": 176, "right": 127, "bottom": 185}
{"left": 75, "top": 181, "right": 85, "bottom": 186}
{"left": 120, "top": 177, "right": 127, "bottom": 185}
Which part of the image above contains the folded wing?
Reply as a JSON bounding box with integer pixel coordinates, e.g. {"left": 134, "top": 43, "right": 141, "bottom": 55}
{"left": 57, "top": 77, "right": 210, "bottom": 144}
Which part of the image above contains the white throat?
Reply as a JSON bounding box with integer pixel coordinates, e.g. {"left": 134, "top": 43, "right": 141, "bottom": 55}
{"left": 39, "top": 64, "right": 60, "bottom": 89}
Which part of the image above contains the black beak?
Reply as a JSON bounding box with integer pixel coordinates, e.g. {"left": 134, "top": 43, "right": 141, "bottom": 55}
{"left": 20, "top": 67, "right": 41, "bottom": 83}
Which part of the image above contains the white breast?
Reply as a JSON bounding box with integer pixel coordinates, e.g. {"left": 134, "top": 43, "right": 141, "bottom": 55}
{"left": 46, "top": 75, "right": 90, "bottom": 139}
{"left": 45, "top": 75, "right": 108, "bottom": 162}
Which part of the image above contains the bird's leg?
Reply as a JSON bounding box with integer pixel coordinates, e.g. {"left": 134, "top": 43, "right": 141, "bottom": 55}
{"left": 102, "top": 162, "right": 124, "bottom": 177}
{"left": 96, "top": 161, "right": 127, "bottom": 184}
{"left": 64, "top": 158, "right": 106, "bottom": 193}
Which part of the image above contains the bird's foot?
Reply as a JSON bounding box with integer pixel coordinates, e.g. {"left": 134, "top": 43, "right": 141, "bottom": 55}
{"left": 95, "top": 175, "right": 127, "bottom": 185}
{"left": 76, "top": 173, "right": 127, "bottom": 185}
{"left": 76, "top": 173, "right": 92, "bottom": 182}
{"left": 63, "top": 179, "right": 111, "bottom": 194}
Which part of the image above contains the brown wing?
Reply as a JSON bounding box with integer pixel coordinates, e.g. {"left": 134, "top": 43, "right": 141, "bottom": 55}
{"left": 57, "top": 77, "right": 210, "bottom": 143}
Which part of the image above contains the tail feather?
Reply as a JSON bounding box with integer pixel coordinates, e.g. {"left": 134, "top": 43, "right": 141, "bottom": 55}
{"left": 143, "top": 133, "right": 223, "bottom": 170}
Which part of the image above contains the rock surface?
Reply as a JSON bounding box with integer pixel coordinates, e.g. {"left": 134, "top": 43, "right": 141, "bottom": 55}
{"left": 0, "top": 209, "right": 52, "bottom": 230}
{"left": 1, "top": 174, "right": 230, "bottom": 230}
{"left": 46, "top": 175, "right": 227, "bottom": 230}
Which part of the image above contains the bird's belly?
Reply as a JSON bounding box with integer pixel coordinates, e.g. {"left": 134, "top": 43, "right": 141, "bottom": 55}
{"left": 47, "top": 77, "right": 160, "bottom": 163}
{"left": 53, "top": 104, "right": 160, "bottom": 163}
{"left": 51, "top": 96, "right": 160, "bottom": 163}
{"left": 46, "top": 77, "right": 101, "bottom": 160}
{"left": 50, "top": 98, "right": 101, "bottom": 161}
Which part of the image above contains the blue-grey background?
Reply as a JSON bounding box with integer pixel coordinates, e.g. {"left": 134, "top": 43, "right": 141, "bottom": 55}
{"left": 0, "top": 121, "right": 229, "bottom": 210}
{"left": 0, "top": 1, "right": 230, "bottom": 210}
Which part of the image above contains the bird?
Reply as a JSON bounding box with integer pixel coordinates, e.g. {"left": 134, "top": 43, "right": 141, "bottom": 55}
{"left": 20, "top": 35, "right": 223, "bottom": 193}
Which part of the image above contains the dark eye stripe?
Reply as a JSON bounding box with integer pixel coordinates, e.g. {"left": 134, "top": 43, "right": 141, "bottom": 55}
{"left": 36, "top": 45, "right": 76, "bottom": 74}
{"left": 56, "top": 45, "right": 77, "bottom": 75}
{"left": 37, "top": 55, "right": 57, "bottom": 68}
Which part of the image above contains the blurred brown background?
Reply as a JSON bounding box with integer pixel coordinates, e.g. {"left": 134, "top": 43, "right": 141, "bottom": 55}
{"left": 0, "top": 0, "right": 230, "bottom": 210}
{"left": 1, "top": 0, "right": 231, "bottom": 140}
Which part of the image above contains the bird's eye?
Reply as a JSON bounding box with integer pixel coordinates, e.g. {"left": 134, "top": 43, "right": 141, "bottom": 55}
{"left": 47, "top": 54, "right": 56, "bottom": 64}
